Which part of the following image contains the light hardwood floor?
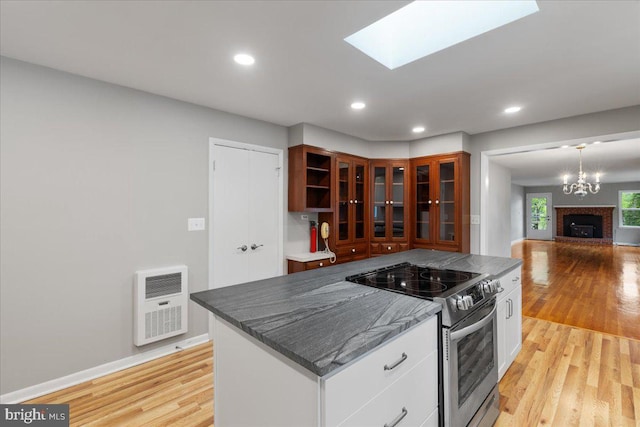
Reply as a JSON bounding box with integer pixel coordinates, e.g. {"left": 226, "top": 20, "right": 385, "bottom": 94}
{"left": 25, "top": 242, "right": 640, "bottom": 426}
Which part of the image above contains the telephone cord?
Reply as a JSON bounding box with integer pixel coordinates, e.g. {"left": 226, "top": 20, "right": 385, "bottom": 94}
{"left": 323, "top": 238, "right": 337, "bottom": 264}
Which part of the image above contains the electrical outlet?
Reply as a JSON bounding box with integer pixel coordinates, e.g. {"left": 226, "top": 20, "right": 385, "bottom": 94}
{"left": 470, "top": 215, "right": 480, "bottom": 225}
{"left": 188, "top": 218, "right": 206, "bottom": 231}
{"left": 301, "top": 214, "right": 309, "bottom": 221}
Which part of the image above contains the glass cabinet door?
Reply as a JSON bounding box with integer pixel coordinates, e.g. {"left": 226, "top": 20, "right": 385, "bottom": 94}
{"left": 438, "top": 161, "right": 456, "bottom": 242}
{"left": 354, "top": 163, "right": 366, "bottom": 240}
{"left": 415, "top": 164, "right": 431, "bottom": 240}
{"left": 372, "top": 166, "right": 387, "bottom": 238}
{"left": 337, "top": 160, "right": 350, "bottom": 243}
{"left": 391, "top": 166, "right": 405, "bottom": 238}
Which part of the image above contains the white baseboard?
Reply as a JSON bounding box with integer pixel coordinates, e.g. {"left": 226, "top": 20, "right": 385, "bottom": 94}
{"left": 510, "top": 237, "right": 525, "bottom": 245}
{"left": 614, "top": 242, "right": 640, "bottom": 247}
{"left": 0, "top": 333, "right": 210, "bottom": 404}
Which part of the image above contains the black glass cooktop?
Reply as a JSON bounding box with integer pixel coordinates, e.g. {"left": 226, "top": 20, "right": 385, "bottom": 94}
{"left": 346, "top": 262, "right": 481, "bottom": 299}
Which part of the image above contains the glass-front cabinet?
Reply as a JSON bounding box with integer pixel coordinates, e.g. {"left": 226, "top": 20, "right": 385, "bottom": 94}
{"left": 370, "top": 160, "right": 409, "bottom": 255}
{"left": 335, "top": 156, "right": 368, "bottom": 245}
{"left": 319, "top": 154, "right": 369, "bottom": 264}
{"left": 411, "top": 152, "right": 470, "bottom": 253}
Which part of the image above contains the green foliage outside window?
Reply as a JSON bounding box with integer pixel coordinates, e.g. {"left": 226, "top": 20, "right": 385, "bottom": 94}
{"left": 620, "top": 191, "right": 640, "bottom": 227}
{"left": 531, "top": 197, "right": 548, "bottom": 230}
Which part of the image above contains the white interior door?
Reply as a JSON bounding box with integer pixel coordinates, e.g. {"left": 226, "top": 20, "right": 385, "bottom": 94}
{"left": 526, "top": 192, "right": 553, "bottom": 240}
{"left": 211, "top": 141, "right": 283, "bottom": 289}
{"left": 247, "top": 150, "right": 281, "bottom": 282}
{"left": 212, "top": 144, "right": 251, "bottom": 288}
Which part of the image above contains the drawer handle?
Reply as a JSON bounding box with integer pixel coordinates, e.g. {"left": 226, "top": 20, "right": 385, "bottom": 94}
{"left": 384, "top": 407, "right": 408, "bottom": 427}
{"left": 319, "top": 262, "right": 323, "bottom": 267}
{"left": 383, "top": 352, "right": 407, "bottom": 371}
{"left": 351, "top": 248, "right": 356, "bottom": 253}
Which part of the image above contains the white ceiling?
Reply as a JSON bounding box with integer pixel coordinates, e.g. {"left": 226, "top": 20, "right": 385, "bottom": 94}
{"left": 1, "top": 0, "right": 639, "bottom": 185}
{"left": 490, "top": 138, "right": 640, "bottom": 186}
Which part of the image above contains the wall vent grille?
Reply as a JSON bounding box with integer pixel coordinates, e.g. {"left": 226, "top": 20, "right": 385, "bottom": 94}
{"left": 134, "top": 266, "right": 188, "bottom": 346}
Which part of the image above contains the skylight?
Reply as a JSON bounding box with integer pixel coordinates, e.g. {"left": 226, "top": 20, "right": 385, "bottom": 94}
{"left": 344, "top": 1, "right": 539, "bottom": 70}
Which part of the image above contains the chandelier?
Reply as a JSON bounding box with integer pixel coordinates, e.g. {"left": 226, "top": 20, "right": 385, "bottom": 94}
{"left": 563, "top": 145, "right": 600, "bottom": 197}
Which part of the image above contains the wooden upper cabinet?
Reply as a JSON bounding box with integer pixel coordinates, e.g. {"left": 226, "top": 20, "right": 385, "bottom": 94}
{"left": 333, "top": 155, "right": 369, "bottom": 245}
{"left": 369, "top": 160, "right": 410, "bottom": 245}
{"left": 318, "top": 154, "right": 368, "bottom": 263}
{"left": 410, "top": 152, "right": 470, "bottom": 253}
{"left": 288, "top": 145, "right": 334, "bottom": 212}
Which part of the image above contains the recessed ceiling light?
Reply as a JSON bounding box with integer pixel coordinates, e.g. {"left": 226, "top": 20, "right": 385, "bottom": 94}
{"left": 412, "top": 126, "right": 426, "bottom": 133}
{"left": 344, "top": 1, "right": 539, "bottom": 70}
{"left": 561, "top": 145, "right": 569, "bottom": 149}
{"left": 233, "top": 53, "right": 255, "bottom": 66}
{"left": 592, "top": 140, "right": 602, "bottom": 144}
{"left": 504, "top": 106, "right": 522, "bottom": 114}
{"left": 351, "top": 102, "right": 366, "bottom": 110}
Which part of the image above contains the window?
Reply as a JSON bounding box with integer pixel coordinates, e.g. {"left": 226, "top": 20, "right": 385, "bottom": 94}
{"left": 619, "top": 190, "right": 640, "bottom": 227}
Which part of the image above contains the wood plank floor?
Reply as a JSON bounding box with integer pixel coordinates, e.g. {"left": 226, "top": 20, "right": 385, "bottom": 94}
{"left": 24, "top": 242, "right": 640, "bottom": 426}
{"left": 24, "top": 342, "right": 215, "bottom": 426}
{"left": 512, "top": 240, "right": 640, "bottom": 340}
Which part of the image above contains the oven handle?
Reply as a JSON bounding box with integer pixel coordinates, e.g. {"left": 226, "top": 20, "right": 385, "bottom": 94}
{"left": 450, "top": 304, "right": 497, "bottom": 341}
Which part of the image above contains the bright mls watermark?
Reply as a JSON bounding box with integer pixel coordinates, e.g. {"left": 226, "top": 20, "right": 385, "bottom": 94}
{"left": 1, "top": 404, "right": 69, "bottom": 426}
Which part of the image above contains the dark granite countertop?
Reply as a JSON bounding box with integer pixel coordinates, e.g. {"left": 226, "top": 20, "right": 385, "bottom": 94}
{"left": 190, "top": 249, "right": 522, "bottom": 378}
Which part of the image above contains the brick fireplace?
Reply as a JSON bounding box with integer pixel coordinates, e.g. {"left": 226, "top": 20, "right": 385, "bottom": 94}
{"left": 554, "top": 205, "right": 615, "bottom": 245}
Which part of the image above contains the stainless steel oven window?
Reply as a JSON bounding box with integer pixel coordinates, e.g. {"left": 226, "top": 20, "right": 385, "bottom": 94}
{"left": 457, "top": 321, "right": 494, "bottom": 407}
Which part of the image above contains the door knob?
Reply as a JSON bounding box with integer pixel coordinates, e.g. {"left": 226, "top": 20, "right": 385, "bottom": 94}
{"left": 251, "top": 243, "right": 264, "bottom": 250}
{"left": 237, "top": 245, "right": 248, "bottom": 252}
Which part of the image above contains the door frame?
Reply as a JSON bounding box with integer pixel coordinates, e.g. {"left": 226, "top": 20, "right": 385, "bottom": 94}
{"left": 526, "top": 192, "right": 553, "bottom": 240}
{"left": 208, "top": 137, "right": 284, "bottom": 292}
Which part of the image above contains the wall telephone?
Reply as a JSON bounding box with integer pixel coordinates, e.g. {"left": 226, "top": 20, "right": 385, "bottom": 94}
{"left": 320, "top": 222, "right": 330, "bottom": 239}
{"left": 320, "top": 222, "right": 336, "bottom": 263}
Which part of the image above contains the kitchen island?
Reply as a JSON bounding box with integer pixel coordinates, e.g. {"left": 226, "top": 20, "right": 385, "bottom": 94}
{"left": 190, "top": 249, "right": 522, "bottom": 427}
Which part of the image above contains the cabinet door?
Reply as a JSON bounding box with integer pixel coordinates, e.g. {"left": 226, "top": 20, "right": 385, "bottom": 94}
{"left": 390, "top": 165, "right": 407, "bottom": 240}
{"left": 336, "top": 157, "right": 351, "bottom": 244}
{"left": 435, "top": 158, "right": 458, "bottom": 245}
{"left": 414, "top": 161, "right": 433, "bottom": 243}
{"left": 497, "top": 296, "right": 509, "bottom": 380}
{"left": 352, "top": 160, "right": 368, "bottom": 242}
{"left": 506, "top": 285, "right": 522, "bottom": 362}
{"left": 372, "top": 164, "right": 387, "bottom": 240}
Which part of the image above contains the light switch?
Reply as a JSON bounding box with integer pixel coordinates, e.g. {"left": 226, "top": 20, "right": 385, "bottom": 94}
{"left": 188, "top": 218, "right": 206, "bottom": 231}
{"left": 470, "top": 215, "right": 480, "bottom": 225}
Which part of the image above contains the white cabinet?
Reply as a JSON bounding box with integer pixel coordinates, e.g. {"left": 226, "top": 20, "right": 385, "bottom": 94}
{"left": 212, "top": 315, "right": 439, "bottom": 427}
{"left": 497, "top": 267, "right": 522, "bottom": 380}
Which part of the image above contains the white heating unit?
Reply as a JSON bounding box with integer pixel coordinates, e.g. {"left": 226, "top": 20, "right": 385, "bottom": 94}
{"left": 134, "top": 265, "right": 188, "bottom": 346}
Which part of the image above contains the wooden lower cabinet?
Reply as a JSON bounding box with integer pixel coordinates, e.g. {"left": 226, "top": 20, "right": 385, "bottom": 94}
{"left": 288, "top": 258, "right": 331, "bottom": 273}
{"left": 370, "top": 242, "right": 410, "bottom": 256}
{"left": 212, "top": 316, "right": 439, "bottom": 427}
{"left": 334, "top": 243, "right": 368, "bottom": 264}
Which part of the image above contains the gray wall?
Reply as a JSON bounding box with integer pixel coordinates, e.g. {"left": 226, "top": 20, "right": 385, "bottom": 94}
{"left": 486, "top": 162, "right": 512, "bottom": 257}
{"left": 524, "top": 182, "right": 640, "bottom": 245}
{"left": 0, "top": 57, "right": 288, "bottom": 394}
{"left": 511, "top": 184, "right": 526, "bottom": 243}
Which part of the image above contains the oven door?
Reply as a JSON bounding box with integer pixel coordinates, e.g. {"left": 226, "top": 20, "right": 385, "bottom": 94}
{"left": 443, "top": 298, "right": 498, "bottom": 427}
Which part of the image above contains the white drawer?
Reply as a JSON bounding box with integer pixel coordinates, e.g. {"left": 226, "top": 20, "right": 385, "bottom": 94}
{"left": 338, "top": 350, "right": 438, "bottom": 427}
{"left": 497, "top": 267, "right": 521, "bottom": 302}
{"left": 323, "top": 316, "right": 437, "bottom": 427}
{"left": 420, "top": 408, "right": 439, "bottom": 427}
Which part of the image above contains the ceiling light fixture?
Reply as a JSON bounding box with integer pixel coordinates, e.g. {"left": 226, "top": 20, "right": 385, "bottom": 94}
{"left": 592, "top": 140, "right": 602, "bottom": 144}
{"left": 351, "top": 102, "right": 366, "bottom": 110}
{"left": 344, "top": 0, "right": 539, "bottom": 70}
{"left": 504, "top": 106, "right": 522, "bottom": 114}
{"left": 412, "top": 126, "right": 426, "bottom": 133}
{"left": 562, "top": 145, "right": 600, "bottom": 197}
{"left": 233, "top": 53, "right": 255, "bottom": 66}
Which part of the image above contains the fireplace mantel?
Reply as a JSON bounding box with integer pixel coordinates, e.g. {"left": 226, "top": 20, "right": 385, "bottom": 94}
{"left": 554, "top": 206, "right": 615, "bottom": 245}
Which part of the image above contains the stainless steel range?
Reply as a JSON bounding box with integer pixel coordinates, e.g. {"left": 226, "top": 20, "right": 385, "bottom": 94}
{"left": 346, "top": 262, "right": 502, "bottom": 427}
